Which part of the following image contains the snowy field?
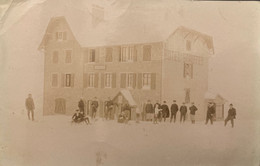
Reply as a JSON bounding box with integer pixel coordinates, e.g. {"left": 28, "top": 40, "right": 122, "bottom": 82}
{"left": 1, "top": 112, "right": 259, "bottom": 166}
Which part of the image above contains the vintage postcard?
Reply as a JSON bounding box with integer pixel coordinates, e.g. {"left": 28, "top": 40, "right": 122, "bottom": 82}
{"left": 0, "top": 0, "right": 259, "bottom": 166}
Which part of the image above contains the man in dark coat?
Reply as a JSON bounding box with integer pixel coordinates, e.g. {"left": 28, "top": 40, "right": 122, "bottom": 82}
{"left": 25, "top": 94, "right": 35, "bottom": 121}
{"left": 170, "top": 100, "right": 179, "bottom": 123}
{"left": 189, "top": 102, "right": 198, "bottom": 124}
{"left": 224, "top": 104, "right": 236, "bottom": 128}
{"left": 106, "top": 97, "right": 114, "bottom": 120}
{"left": 145, "top": 100, "right": 154, "bottom": 121}
{"left": 78, "top": 98, "right": 85, "bottom": 116}
{"left": 205, "top": 102, "right": 215, "bottom": 125}
{"left": 91, "top": 97, "right": 99, "bottom": 119}
{"left": 161, "top": 101, "right": 169, "bottom": 122}
{"left": 180, "top": 102, "right": 187, "bottom": 123}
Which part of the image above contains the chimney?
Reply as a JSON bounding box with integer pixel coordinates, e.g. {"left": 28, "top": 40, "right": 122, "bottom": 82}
{"left": 92, "top": 4, "right": 104, "bottom": 27}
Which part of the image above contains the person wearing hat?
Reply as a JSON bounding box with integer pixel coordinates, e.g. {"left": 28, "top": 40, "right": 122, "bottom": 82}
{"left": 91, "top": 97, "right": 99, "bottom": 119}
{"left": 25, "top": 94, "right": 35, "bottom": 121}
{"left": 224, "top": 104, "right": 236, "bottom": 128}
{"left": 189, "top": 102, "right": 198, "bottom": 124}
{"left": 180, "top": 102, "right": 187, "bottom": 123}
{"left": 78, "top": 98, "right": 85, "bottom": 116}
{"left": 170, "top": 100, "right": 179, "bottom": 123}
{"left": 161, "top": 101, "right": 170, "bottom": 122}
{"left": 205, "top": 102, "right": 215, "bottom": 125}
{"left": 145, "top": 100, "right": 154, "bottom": 121}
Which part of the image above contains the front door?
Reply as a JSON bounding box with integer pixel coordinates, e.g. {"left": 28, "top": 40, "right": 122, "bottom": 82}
{"left": 55, "top": 98, "right": 66, "bottom": 114}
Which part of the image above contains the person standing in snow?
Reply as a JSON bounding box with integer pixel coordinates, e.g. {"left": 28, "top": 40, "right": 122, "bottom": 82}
{"left": 91, "top": 97, "right": 99, "bottom": 119}
{"left": 145, "top": 100, "right": 154, "bottom": 121}
{"left": 78, "top": 98, "right": 85, "bottom": 116}
{"left": 25, "top": 94, "right": 35, "bottom": 121}
{"left": 180, "top": 102, "right": 187, "bottom": 123}
{"left": 161, "top": 101, "right": 170, "bottom": 122}
{"left": 154, "top": 104, "right": 161, "bottom": 124}
{"left": 154, "top": 100, "right": 161, "bottom": 122}
{"left": 189, "top": 102, "right": 198, "bottom": 124}
{"left": 205, "top": 102, "right": 215, "bottom": 125}
{"left": 224, "top": 104, "right": 236, "bottom": 128}
{"left": 170, "top": 100, "right": 179, "bottom": 123}
{"left": 105, "top": 97, "right": 114, "bottom": 120}
{"left": 135, "top": 107, "right": 141, "bottom": 123}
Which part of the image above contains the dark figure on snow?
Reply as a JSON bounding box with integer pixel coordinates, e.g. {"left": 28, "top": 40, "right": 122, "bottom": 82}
{"left": 161, "top": 101, "right": 170, "bottom": 122}
{"left": 205, "top": 102, "right": 216, "bottom": 125}
{"left": 154, "top": 100, "right": 161, "bottom": 122}
{"left": 78, "top": 98, "right": 85, "bottom": 116}
{"left": 25, "top": 94, "right": 35, "bottom": 121}
{"left": 145, "top": 100, "right": 154, "bottom": 121}
{"left": 189, "top": 102, "right": 198, "bottom": 124}
{"left": 170, "top": 100, "right": 179, "bottom": 123}
{"left": 91, "top": 97, "right": 99, "bottom": 119}
{"left": 224, "top": 104, "right": 236, "bottom": 128}
{"left": 105, "top": 97, "right": 114, "bottom": 120}
{"left": 180, "top": 102, "right": 187, "bottom": 123}
{"left": 72, "top": 109, "right": 90, "bottom": 124}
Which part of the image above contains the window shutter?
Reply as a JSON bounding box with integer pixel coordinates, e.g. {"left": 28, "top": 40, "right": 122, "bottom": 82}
{"left": 183, "top": 63, "right": 186, "bottom": 78}
{"left": 56, "top": 32, "right": 58, "bottom": 40}
{"left": 83, "top": 73, "right": 88, "bottom": 88}
{"left": 101, "top": 73, "right": 104, "bottom": 88}
{"left": 95, "top": 49, "right": 99, "bottom": 63}
{"left": 151, "top": 73, "right": 156, "bottom": 90}
{"left": 137, "top": 73, "right": 142, "bottom": 89}
{"left": 61, "top": 73, "right": 65, "bottom": 87}
{"left": 118, "top": 47, "right": 121, "bottom": 62}
{"left": 133, "top": 73, "right": 137, "bottom": 88}
{"left": 191, "top": 64, "right": 193, "bottom": 79}
{"left": 120, "top": 73, "right": 126, "bottom": 88}
{"left": 84, "top": 49, "right": 88, "bottom": 63}
{"left": 94, "top": 73, "right": 99, "bottom": 88}
{"left": 133, "top": 46, "right": 137, "bottom": 62}
{"left": 71, "top": 74, "right": 75, "bottom": 87}
{"left": 112, "top": 73, "right": 116, "bottom": 88}
{"left": 63, "top": 32, "right": 67, "bottom": 40}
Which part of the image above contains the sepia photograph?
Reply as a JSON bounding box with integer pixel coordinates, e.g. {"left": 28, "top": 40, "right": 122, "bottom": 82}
{"left": 0, "top": 0, "right": 259, "bottom": 166}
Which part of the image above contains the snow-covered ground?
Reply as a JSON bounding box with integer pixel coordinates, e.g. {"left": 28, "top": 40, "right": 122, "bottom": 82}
{"left": 0, "top": 111, "right": 259, "bottom": 166}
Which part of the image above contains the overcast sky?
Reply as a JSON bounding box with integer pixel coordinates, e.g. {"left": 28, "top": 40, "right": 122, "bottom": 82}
{"left": 0, "top": 0, "right": 259, "bottom": 119}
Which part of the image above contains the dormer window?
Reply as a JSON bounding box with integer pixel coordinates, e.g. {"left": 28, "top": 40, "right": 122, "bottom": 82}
{"left": 186, "top": 40, "right": 191, "bottom": 51}
{"left": 56, "top": 32, "right": 67, "bottom": 41}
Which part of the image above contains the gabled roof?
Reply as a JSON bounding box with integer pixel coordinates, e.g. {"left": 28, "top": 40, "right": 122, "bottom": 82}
{"left": 112, "top": 89, "right": 137, "bottom": 107}
{"left": 204, "top": 91, "right": 227, "bottom": 102}
{"left": 39, "top": 12, "right": 214, "bottom": 53}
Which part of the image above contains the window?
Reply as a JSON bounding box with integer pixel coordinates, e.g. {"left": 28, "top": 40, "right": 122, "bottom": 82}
{"left": 184, "top": 63, "right": 193, "bottom": 79}
{"left": 52, "top": 74, "right": 58, "bottom": 87}
{"left": 65, "top": 50, "right": 72, "bottom": 63}
{"left": 127, "top": 73, "right": 134, "bottom": 88}
{"left": 105, "top": 73, "right": 112, "bottom": 88}
{"left": 89, "top": 49, "right": 96, "bottom": 62}
{"left": 143, "top": 45, "right": 151, "bottom": 61}
{"left": 52, "top": 51, "right": 59, "bottom": 64}
{"left": 89, "top": 74, "right": 95, "bottom": 88}
{"left": 142, "top": 73, "right": 151, "bottom": 89}
{"left": 105, "top": 48, "right": 113, "bottom": 62}
{"left": 185, "top": 89, "right": 190, "bottom": 103}
{"left": 121, "top": 46, "right": 133, "bottom": 62}
{"left": 186, "top": 40, "right": 191, "bottom": 51}
{"left": 56, "top": 32, "right": 67, "bottom": 41}
{"left": 65, "top": 74, "right": 71, "bottom": 87}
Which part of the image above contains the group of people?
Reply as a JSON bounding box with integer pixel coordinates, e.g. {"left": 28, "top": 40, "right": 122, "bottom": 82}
{"left": 144, "top": 100, "right": 199, "bottom": 124}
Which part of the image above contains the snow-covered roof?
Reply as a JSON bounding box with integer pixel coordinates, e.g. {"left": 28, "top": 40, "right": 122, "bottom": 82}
{"left": 204, "top": 91, "right": 226, "bottom": 101}
{"left": 113, "top": 89, "right": 137, "bottom": 107}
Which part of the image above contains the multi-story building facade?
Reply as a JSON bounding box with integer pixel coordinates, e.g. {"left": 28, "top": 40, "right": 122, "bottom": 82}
{"left": 38, "top": 16, "right": 224, "bottom": 121}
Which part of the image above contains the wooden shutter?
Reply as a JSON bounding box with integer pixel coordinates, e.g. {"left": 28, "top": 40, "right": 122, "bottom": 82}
{"left": 120, "top": 73, "right": 126, "bottom": 88}
{"left": 71, "top": 74, "right": 75, "bottom": 87}
{"left": 133, "top": 73, "right": 137, "bottom": 88}
{"left": 63, "top": 32, "right": 67, "bottom": 40}
{"left": 61, "top": 73, "right": 65, "bottom": 87}
{"left": 137, "top": 73, "right": 142, "bottom": 89}
{"left": 118, "top": 46, "right": 121, "bottom": 62}
{"left": 94, "top": 73, "right": 99, "bottom": 88}
{"left": 83, "top": 73, "right": 88, "bottom": 88}
{"left": 133, "top": 46, "right": 137, "bottom": 62}
{"left": 183, "top": 63, "right": 186, "bottom": 78}
{"left": 143, "top": 45, "right": 151, "bottom": 61}
{"left": 101, "top": 73, "right": 104, "bottom": 88}
{"left": 95, "top": 49, "right": 99, "bottom": 63}
{"left": 112, "top": 73, "right": 116, "bottom": 88}
{"left": 151, "top": 73, "right": 156, "bottom": 90}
